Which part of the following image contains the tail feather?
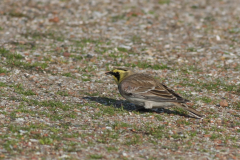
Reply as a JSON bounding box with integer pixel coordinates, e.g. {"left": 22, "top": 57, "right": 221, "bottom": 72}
{"left": 173, "top": 103, "right": 204, "bottom": 119}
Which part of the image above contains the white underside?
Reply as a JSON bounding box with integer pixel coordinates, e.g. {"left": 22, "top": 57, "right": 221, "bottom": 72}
{"left": 126, "top": 97, "right": 175, "bottom": 109}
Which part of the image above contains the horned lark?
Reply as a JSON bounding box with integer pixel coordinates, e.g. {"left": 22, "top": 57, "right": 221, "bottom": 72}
{"left": 106, "top": 68, "right": 204, "bottom": 118}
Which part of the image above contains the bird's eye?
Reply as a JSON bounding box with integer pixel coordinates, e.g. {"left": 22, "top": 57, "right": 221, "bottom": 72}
{"left": 113, "top": 71, "right": 119, "bottom": 75}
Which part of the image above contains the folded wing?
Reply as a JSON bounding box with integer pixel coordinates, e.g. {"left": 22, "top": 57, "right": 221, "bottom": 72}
{"left": 120, "top": 74, "right": 189, "bottom": 103}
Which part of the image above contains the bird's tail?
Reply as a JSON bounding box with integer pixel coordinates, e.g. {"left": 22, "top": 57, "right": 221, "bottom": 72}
{"left": 173, "top": 103, "right": 204, "bottom": 119}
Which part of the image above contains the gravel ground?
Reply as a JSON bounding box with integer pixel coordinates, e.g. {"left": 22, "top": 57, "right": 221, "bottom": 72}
{"left": 0, "top": 0, "right": 240, "bottom": 159}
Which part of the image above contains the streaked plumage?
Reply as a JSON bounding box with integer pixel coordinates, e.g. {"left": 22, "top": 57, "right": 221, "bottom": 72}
{"left": 106, "top": 68, "right": 204, "bottom": 119}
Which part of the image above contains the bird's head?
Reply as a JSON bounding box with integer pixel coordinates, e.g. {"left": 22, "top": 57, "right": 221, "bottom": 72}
{"left": 105, "top": 68, "right": 133, "bottom": 84}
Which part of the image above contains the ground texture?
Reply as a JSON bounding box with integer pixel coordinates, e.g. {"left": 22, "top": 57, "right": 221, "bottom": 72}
{"left": 0, "top": 0, "right": 240, "bottom": 159}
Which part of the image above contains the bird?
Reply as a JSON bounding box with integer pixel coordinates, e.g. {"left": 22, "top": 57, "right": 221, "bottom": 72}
{"left": 105, "top": 68, "right": 204, "bottom": 118}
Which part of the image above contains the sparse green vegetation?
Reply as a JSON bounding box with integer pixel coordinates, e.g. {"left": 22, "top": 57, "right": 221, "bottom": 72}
{"left": 0, "top": 48, "right": 23, "bottom": 59}
{"left": 201, "top": 97, "right": 212, "bottom": 103}
{"left": 89, "top": 154, "right": 104, "bottom": 159}
{"left": 159, "top": 0, "right": 170, "bottom": 4}
{"left": 149, "top": 125, "right": 166, "bottom": 139}
{"left": 0, "top": 48, "right": 48, "bottom": 71}
{"left": 187, "top": 47, "right": 197, "bottom": 52}
{"left": 0, "top": 82, "right": 7, "bottom": 87}
{"left": 155, "top": 115, "right": 163, "bottom": 121}
{"left": 188, "top": 131, "right": 197, "bottom": 137}
{"left": 0, "top": 67, "right": 8, "bottom": 74}
{"left": 62, "top": 72, "right": 72, "bottom": 77}
{"left": 124, "top": 134, "right": 142, "bottom": 145}
{"left": 125, "top": 62, "right": 170, "bottom": 70}
{"left": 113, "top": 121, "right": 130, "bottom": 129}
{"left": 21, "top": 31, "right": 64, "bottom": 42}
{"left": 117, "top": 47, "right": 129, "bottom": 52}
{"left": 229, "top": 28, "right": 240, "bottom": 34}
{"left": 8, "top": 11, "right": 28, "bottom": 18}
{"left": 191, "top": 5, "right": 198, "bottom": 9}
{"left": 176, "top": 119, "right": 191, "bottom": 126}
{"left": 57, "top": 91, "right": 69, "bottom": 96}
{"left": 71, "top": 55, "right": 83, "bottom": 61}
{"left": 233, "top": 102, "right": 240, "bottom": 110}
{"left": 1, "top": 0, "right": 240, "bottom": 159}
{"left": 210, "top": 133, "right": 221, "bottom": 140}
{"left": 106, "top": 146, "right": 118, "bottom": 152}
{"left": 111, "top": 14, "right": 125, "bottom": 22}
{"left": 6, "top": 84, "right": 36, "bottom": 96}
{"left": 131, "top": 35, "right": 142, "bottom": 43}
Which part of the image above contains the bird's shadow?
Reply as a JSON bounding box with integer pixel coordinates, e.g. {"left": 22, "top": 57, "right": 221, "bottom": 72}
{"left": 83, "top": 96, "right": 191, "bottom": 117}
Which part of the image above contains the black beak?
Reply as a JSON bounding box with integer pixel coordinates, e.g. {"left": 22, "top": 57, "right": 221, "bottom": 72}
{"left": 105, "top": 71, "right": 113, "bottom": 75}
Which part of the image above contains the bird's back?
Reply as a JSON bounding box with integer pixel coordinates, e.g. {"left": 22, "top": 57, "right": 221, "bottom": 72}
{"left": 119, "top": 73, "right": 189, "bottom": 103}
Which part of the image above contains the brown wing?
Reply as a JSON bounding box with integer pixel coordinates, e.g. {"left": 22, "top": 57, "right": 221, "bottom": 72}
{"left": 119, "top": 74, "right": 189, "bottom": 103}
